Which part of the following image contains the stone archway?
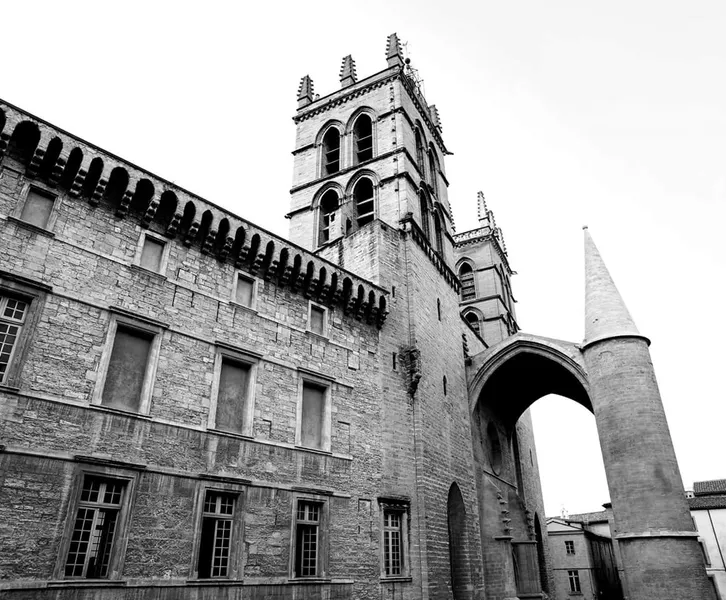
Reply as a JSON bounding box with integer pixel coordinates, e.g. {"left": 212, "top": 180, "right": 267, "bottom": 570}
{"left": 467, "top": 332, "right": 715, "bottom": 600}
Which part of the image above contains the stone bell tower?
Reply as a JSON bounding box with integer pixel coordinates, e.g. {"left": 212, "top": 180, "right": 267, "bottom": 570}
{"left": 287, "top": 33, "right": 456, "bottom": 285}
{"left": 582, "top": 228, "right": 716, "bottom": 600}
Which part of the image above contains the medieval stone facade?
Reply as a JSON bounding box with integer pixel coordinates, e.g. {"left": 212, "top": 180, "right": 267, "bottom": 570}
{"left": 0, "top": 33, "right": 713, "bottom": 600}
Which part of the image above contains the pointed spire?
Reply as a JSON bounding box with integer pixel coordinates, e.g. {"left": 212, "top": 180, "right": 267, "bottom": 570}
{"left": 477, "top": 191, "right": 490, "bottom": 226}
{"left": 339, "top": 55, "right": 357, "bottom": 88}
{"left": 583, "top": 227, "right": 646, "bottom": 347}
{"left": 297, "top": 75, "right": 314, "bottom": 108}
{"left": 386, "top": 33, "right": 404, "bottom": 68}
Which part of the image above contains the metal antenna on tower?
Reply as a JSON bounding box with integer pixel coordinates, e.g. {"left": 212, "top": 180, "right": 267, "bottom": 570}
{"left": 401, "top": 40, "right": 426, "bottom": 99}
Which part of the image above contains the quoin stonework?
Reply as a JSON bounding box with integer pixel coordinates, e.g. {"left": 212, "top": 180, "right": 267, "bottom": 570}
{"left": 0, "top": 33, "right": 714, "bottom": 600}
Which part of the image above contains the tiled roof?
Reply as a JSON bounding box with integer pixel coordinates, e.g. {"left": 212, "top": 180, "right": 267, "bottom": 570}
{"left": 694, "top": 479, "right": 726, "bottom": 496}
{"left": 689, "top": 495, "right": 726, "bottom": 510}
{"left": 565, "top": 510, "right": 609, "bottom": 524}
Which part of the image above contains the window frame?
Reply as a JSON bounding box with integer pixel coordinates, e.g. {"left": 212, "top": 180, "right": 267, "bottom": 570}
{"left": 320, "top": 126, "right": 342, "bottom": 177}
{"left": 290, "top": 494, "right": 329, "bottom": 580}
{"left": 0, "top": 274, "right": 48, "bottom": 389}
{"left": 207, "top": 345, "right": 258, "bottom": 437}
{"left": 378, "top": 499, "right": 410, "bottom": 580}
{"left": 55, "top": 466, "right": 138, "bottom": 581}
{"left": 14, "top": 183, "right": 59, "bottom": 232}
{"left": 231, "top": 271, "right": 257, "bottom": 310}
{"left": 91, "top": 312, "right": 164, "bottom": 415}
{"left": 567, "top": 569, "right": 581, "bottom": 593}
{"left": 352, "top": 113, "right": 375, "bottom": 165}
{"left": 307, "top": 301, "right": 328, "bottom": 337}
{"left": 565, "top": 540, "right": 575, "bottom": 555}
{"left": 190, "top": 481, "right": 245, "bottom": 580}
{"left": 458, "top": 262, "right": 476, "bottom": 301}
{"left": 134, "top": 231, "right": 171, "bottom": 275}
{"left": 295, "top": 371, "right": 333, "bottom": 453}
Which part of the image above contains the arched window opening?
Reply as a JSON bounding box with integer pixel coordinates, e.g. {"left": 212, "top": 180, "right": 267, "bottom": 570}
{"left": 459, "top": 263, "right": 475, "bottom": 301}
{"left": 447, "top": 483, "right": 470, "bottom": 600}
{"left": 353, "top": 114, "right": 373, "bottom": 164}
{"left": 354, "top": 178, "right": 374, "bottom": 228}
{"left": 419, "top": 191, "right": 431, "bottom": 240}
{"left": 428, "top": 149, "right": 439, "bottom": 196}
{"left": 415, "top": 128, "right": 426, "bottom": 178}
{"left": 322, "top": 128, "right": 341, "bottom": 175}
{"left": 433, "top": 212, "right": 444, "bottom": 254}
{"left": 319, "top": 189, "right": 340, "bottom": 246}
{"left": 465, "top": 312, "right": 480, "bottom": 336}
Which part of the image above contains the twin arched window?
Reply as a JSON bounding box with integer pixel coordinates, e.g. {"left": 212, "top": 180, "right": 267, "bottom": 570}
{"left": 320, "top": 114, "right": 375, "bottom": 178}
{"left": 317, "top": 176, "right": 376, "bottom": 247}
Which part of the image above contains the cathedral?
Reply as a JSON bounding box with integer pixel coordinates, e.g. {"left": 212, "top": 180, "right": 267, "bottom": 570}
{"left": 0, "top": 33, "right": 714, "bottom": 600}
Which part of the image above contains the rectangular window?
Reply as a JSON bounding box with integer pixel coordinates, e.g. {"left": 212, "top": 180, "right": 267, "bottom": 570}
{"left": 139, "top": 236, "right": 165, "bottom": 272}
{"left": 214, "top": 359, "right": 251, "bottom": 435}
{"left": 197, "top": 491, "right": 236, "bottom": 578}
{"left": 64, "top": 475, "right": 127, "bottom": 579}
{"left": 309, "top": 304, "right": 326, "bottom": 336}
{"left": 383, "top": 511, "right": 403, "bottom": 575}
{"left": 301, "top": 381, "right": 326, "bottom": 450}
{"left": 294, "top": 500, "right": 323, "bottom": 578}
{"left": 0, "top": 295, "right": 28, "bottom": 383}
{"left": 235, "top": 275, "right": 254, "bottom": 307}
{"left": 565, "top": 540, "right": 575, "bottom": 555}
{"left": 568, "top": 570, "right": 581, "bottom": 593}
{"left": 101, "top": 326, "right": 153, "bottom": 412}
{"left": 20, "top": 188, "right": 55, "bottom": 229}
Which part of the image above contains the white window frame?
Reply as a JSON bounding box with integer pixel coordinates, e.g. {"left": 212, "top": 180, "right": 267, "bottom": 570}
{"left": 295, "top": 371, "right": 333, "bottom": 452}
{"left": 55, "top": 466, "right": 138, "bottom": 581}
{"left": 134, "top": 231, "right": 171, "bottom": 275}
{"left": 190, "top": 482, "right": 245, "bottom": 580}
{"left": 92, "top": 312, "right": 164, "bottom": 414}
{"left": 378, "top": 499, "right": 410, "bottom": 579}
{"left": 565, "top": 540, "right": 575, "bottom": 555}
{"left": 567, "top": 569, "right": 581, "bottom": 593}
{"left": 231, "top": 271, "right": 257, "bottom": 309}
{"left": 290, "top": 494, "right": 329, "bottom": 579}
{"left": 0, "top": 294, "right": 30, "bottom": 385}
{"left": 307, "top": 301, "right": 328, "bottom": 337}
{"left": 207, "top": 345, "right": 258, "bottom": 437}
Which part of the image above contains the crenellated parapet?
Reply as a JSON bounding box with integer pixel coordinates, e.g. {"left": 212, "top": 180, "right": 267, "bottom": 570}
{"left": 0, "top": 99, "right": 389, "bottom": 328}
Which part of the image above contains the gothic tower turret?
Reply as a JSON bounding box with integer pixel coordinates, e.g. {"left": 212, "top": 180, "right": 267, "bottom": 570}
{"left": 288, "top": 33, "right": 454, "bottom": 285}
{"left": 581, "top": 228, "right": 716, "bottom": 600}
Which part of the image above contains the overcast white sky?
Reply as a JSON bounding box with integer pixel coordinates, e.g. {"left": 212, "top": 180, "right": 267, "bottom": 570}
{"left": 3, "top": 1, "right": 724, "bottom": 516}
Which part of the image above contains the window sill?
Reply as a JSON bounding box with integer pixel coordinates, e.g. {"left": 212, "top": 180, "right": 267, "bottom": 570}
{"left": 305, "top": 329, "right": 329, "bottom": 340}
{"left": 295, "top": 444, "right": 333, "bottom": 456}
{"left": 90, "top": 403, "right": 152, "bottom": 419}
{"left": 47, "top": 580, "right": 127, "bottom": 588}
{"left": 0, "top": 383, "right": 21, "bottom": 394}
{"left": 128, "top": 263, "right": 167, "bottom": 280}
{"left": 287, "top": 578, "right": 332, "bottom": 584}
{"left": 381, "top": 576, "right": 412, "bottom": 583}
{"left": 7, "top": 216, "right": 55, "bottom": 237}
{"left": 186, "top": 579, "right": 244, "bottom": 586}
{"left": 207, "top": 428, "right": 255, "bottom": 441}
{"left": 230, "top": 301, "right": 258, "bottom": 314}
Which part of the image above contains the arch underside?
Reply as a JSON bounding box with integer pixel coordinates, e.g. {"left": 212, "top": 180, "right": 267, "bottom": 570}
{"left": 469, "top": 334, "right": 592, "bottom": 428}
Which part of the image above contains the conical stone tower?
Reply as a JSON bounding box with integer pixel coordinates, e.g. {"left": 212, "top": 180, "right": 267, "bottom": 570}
{"left": 581, "top": 227, "right": 715, "bottom": 600}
